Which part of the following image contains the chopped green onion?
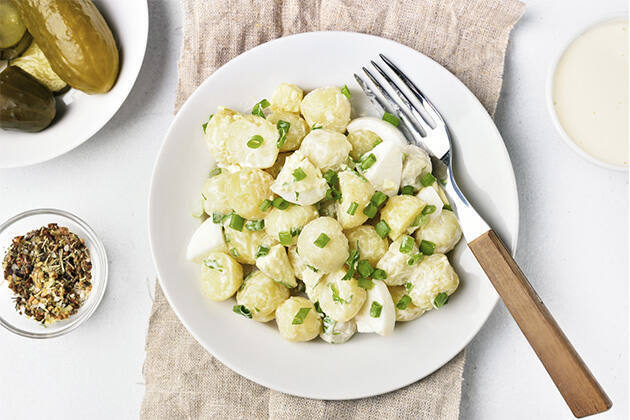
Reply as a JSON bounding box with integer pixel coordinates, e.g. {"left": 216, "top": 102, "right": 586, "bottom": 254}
{"left": 290, "top": 227, "right": 301, "bottom": 237}
{"left": 272, "top": 197, "right": 290, "bottom": 210}
{"left": 357, "top": 277, "right": 374, "bottom": 290}
{"left": 422, "top": 205, "right": 437, "bottom": 215}
{"left": 434, "top": 292, "right": 449, "bottom": 308}
{"left": 325, "top": 188, "right": 341, "bottom": 201}
{"left": 370, "top": 301, "right": 383, "bottom": 318}
{"left": 443, "top": 204, "right": 453, "bottom": 211}
{"left": 252, "top": 99, "right": 270, "bottom": 118}
{"left": 201, "top": 114, "right": 213, "bottom": 133}
{"left": 212, "top": 212, "right": 224, "bottom": 224}
{"left": 259, "top": 199, "right": 272, "bottom": 212}
{"left": 330, "top": 283, "right": 350, "bottom": 304}
{"left": 341, "top": 85, "right": 351, "bottom": 99}
{"left": 312, "top": 124, "right": 323, "bottom": 130}
{"left": 420, "top": 172, "right": 436, "bottom": 187}
{"left": 203, "top": 258, "right": 223, "bottom": 272}
{"left": 405, "top": 282, "right": 414, "bottom": 292}
{"left": 382, "top": 112, "right": 399, "bottom": 126}
{"left": 233, "top": 305, "right": 252, "bottom": 319}
{"left": 314, "top": 301, "right": 324, "bottom": 314}
{"left": 228, "top": 214, "right": 245, "bottom": 231}
{"left": 247, "top": 135, "right": 264, "bottom": 148}
{"left": 375, "top": 220, "right": 390, "bottom": 239}
{"left": 347, "top": 202, "right": 358, "bottom": 215}
{"left": 201, "top": 193, "right": 207, "bottom": 200}
{"left": 399, "top": 235, "right": 414, "bottom": 254}
{"left": 314, "top": 233, "right": 330, "bottom": 248}
{"left": 292, "top": 307, "right": 311, "bottom": 325}
{"left": 276, "top": 120, "right": 290, "bottom": 148}
{"left": 245, "top": 219, "right": 265, "bottom": 231}
{"left": 323, "top": 170, "right": 338, "bottom": 185}
{"left": 229, "top": 248, "right": 239, "bottom": 258}
{"left": 306, "top": 264, "right": 319, "bottom": 272}
{"left": 420, "top": 239, "right": 436, "bottom": 255}
{"left": 362, "top": 202, "right": 378, "bottom": 218}
{"left": 342, "top": 245, "right": 361, "bottom": 280}
{"left": 359, "top": 153, "right": 377, "bottom": 170}
{"left": 209, "top": 167, "right": 222, "bottom": 178}
{"left": 279, "top": 231, "right": 292, "bottom": 246}
{"left": 370, "top": 191, "right": 387, "bottom": 207}
{"left": 322, "top": 316, "right": 335, "bottom": 333}
{"left": 293, "top": 167, "right": 307, "bottom": 181}
{"left": 373, "top": 138, "right": 383, "bottom": 147}
{"left": 357, "top": 259, "right": 374, "bottom": 278}
{"left": 411, "top": 214, "right": 429, "bottom": 228}
{"left": 401, "top": 185, "right": 415, "bottom": 195}
{"left": 256, "top": 245, "right": 270, "bottom": 258}
{"left": 396, "top": 295, "right": 412, "bottom": 310}
{"left": 407, "top": 253, "right": 423, "bottom": 265}
{"left": 372, "top": 269, "right": 387, "bottom": 280}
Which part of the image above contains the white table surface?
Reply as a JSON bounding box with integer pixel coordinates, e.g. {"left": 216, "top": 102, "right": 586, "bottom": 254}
{"left": 0, "top": 1, "right": 627, "bottom": 419}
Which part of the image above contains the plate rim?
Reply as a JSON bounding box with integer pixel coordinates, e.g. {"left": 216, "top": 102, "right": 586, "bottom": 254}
{"left": 148, "top": 30, "right": 520, "bottom": 400}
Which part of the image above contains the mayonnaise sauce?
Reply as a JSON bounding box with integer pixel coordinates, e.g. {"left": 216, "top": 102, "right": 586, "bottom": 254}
{"left": 552, "top": 18, "right": 628, "bottom": 167}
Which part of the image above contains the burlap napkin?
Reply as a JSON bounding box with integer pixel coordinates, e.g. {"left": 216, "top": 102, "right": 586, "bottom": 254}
{"left": 142, "top": 1, "right": 524, "bottom": 418}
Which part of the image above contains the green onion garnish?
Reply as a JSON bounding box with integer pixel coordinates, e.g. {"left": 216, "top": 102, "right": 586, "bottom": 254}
{"left": 259, "top": 199, "right": 272, "bottom": 212}
{"left": 382, "top": 112, "right": 399, "bottom": 126}
{"left": 405, "top": 282, "right": 414, "bottom": 292}
{"left": 374, "top": 220, "right": 390, "bottom": 239}
{"left": 314, "top": 301, "right": 324, "bottom": 314}
{"left": 373, "top": 138, "right": 383, "bottom": 147}
{"left": 407, "top": 253, "right": 423, "bottom": 265}
{"left": 322, "top": 316, "right": 335, "bottom": 333}
{"left": 229, "top": 248, "right": 239, "bottom": 258}
{"left": 342, "top": 246, "right": 361, "bottom": 280}
{"left": 330, "top": 283, "right": 350, "bottom": 304}
{"left": 420, "top": 172, "right": 436, "bottom": 187}
{"left": 212, "top": 212, "right": 224, "bottom": 224}
{"left": 396, "top": 295, "right": 412, "bottom": 310}
{"left": 272, "top": 197, "right": 290, "bottom": 210}
{"left": 357, "top": 277, "right": 374, "bottom": 290}
{"left": 209, "top": 167, "right": 222, "bottom": 178}
{"left": 306, "top": 264, "right": 319, "bottom": 272}
{"left": 245, "top": 219, "right": 265, "bottom": 231}
{"left": 255, "top": 245, "right": 269, "bottom": 258}
{"left": 247, "top": 135, "right": 264, "bottom": 148}
{"left": 203, "top": 258, "right": 223, "bottom": 272}
{"left": 341, "top": 85, "right": 351, "bottom": 99}
{"left": 370, "top": 301, "right": 383, "bottom": 318}
{"left": 323, "top": 170, "right": 338, "bottom": 185}
{"left": 233, "top": 305, "right": 252, "bottom": 319}
{"left": 362, "top": 202, "right": 378, "bottom": 218}
{"left": 312, "top": 124, "right": 323, "bottom": 130}
{"left": 276, "top": 120, "right": 290, "bottom": 148}
{"left": 443, "top": 204, "right": 453, "bottom": 211}
{"left": 293, "top": 167, "right": 307, "bottom": 181}
{"left": 358, "top": 153, "right": 377, "bottom": 170}
{"left": 370, "top": 191, "right": 387, "bottom": 207}
{"left": 422, "top": 205, "right": 437, "bottom": 215}
{"left": 372, "top": 269, "right": 387, "bottom": 280}
{"left": 201, "top": 114, "right": 213, "bottom": 133}
{"left": 252, "top": 99, "right": 270, "bottom": 118}
{"left": 292, "top": 307, "right": 311, "bottom": 325}
{"left": 399, "top": 235, "right": 414, "bottom": 254}
{"left": 314, "top": 233, "right": 330, "bottom": 248}
{"left": 279, "top": 231, "right": 292, "bottom": 246}
{"left": 420, "top": 240, "right": 435, "bottom": 255}
{"left": 347, "top": 202, "right": 358, "bottom": 215}
{"left": 357, "top": 259, "right": 374, "bottom": 278}
{"left": 401, "top": 185, "right": 415, "bottom": 195}
{"left": 325, "top": 188, "right": 341, "bottom": 201}
{"left": 229, "top": 214, "right": 245, "bottom": 231}
{"left": 434, "top": 292, "right": 449, "bottom": 308}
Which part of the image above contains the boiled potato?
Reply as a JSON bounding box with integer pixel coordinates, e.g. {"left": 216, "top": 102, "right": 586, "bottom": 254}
{"left": 415, "top": 210, "right": 462, "bottom": 254}
{"left": 275, "top": 297, "right": 321, "bottom": 342}
{"left": 256, "top": 244, "right": 297, "bottom": 288}
{"left": 376, "top": 236, "right": 419, "bottom": 286}
{"left": 300, "top": 86, "right": 351, "bottom": 133}
{"left": 287, "top": 246, "right": 322, "bottom": 292}
{"left": 202, "top": 170, "right": 232, "bottom": 215}
{"left": 205, "top": 107, "right": 279, "bottom": 168}
{"left": 380, "top": 195, "right": 426, "bottom": 241}
{"left": 226, "top": 168, "right": 274, "bottom": 220}
{"left": 389, "top": 285, "right": 425, "bottom": 321}
{"left": 271, "top": 150, "right": 328, "bottom": 205}
{"left": 400, "top": 144, "right": 432, "bottom": 190}
{"left": 336, "top": 170, "right": 374, "bottom": 229}
{"left": 345, "top": 225, "right": 389, "bottom": 267}
{"left": 200, "top": 252, "right": 243, "bottom": 301}
{"left": 320, "top": 317, "right": 357, "bottom": 344}
{"left": 267, "top": 111, "right": 310, "bottom": 151}
{"left": 265, "top": 204, "right": 318, "bottom": 247}
{"left": 236, "top": 270, "right": 290, "bottom": 322}
{"left": 346, "top": 129, "right": 381, "bottom": 160}
{"left": 297, "top": 217, "right": 349, "bottom": 273}
{"left": 224, "top": 218, "right": 276, "bottom": 264}
{"left": 299, "top": 129, "right": 352, "bottom": 172}
{"left": 271, "top": 83, "right": 303, "bottom": 113}
{"left": 407, "top": 253, "right": 459, "bottom": 311}
{"left": 317, "top": 269, "right": 367, "bottom": 322}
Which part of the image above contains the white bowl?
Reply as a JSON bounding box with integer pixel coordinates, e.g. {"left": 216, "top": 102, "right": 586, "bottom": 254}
{"left": 546, "top": 13, "right": 628, "bottom": 171}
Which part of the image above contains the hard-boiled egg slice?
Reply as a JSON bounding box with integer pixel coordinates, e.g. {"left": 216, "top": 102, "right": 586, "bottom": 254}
{"left": 186, "top": 218, "right": 226, "bottom": 262}
{"left": 360, "top": 141, "right": 403, "bottom": 196}
{"left": 417, "top": 185, "right": 444, "bottom": 222}
{"left": 347, "top": 117, "right": 408, "bottom": 148}
{"left": 355, "top": 279, "right": 396, "bottom": 336}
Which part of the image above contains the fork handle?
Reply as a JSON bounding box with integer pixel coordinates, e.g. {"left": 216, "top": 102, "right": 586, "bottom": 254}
{"left": 469, "top": 230, "right": 611, "bottom": 418}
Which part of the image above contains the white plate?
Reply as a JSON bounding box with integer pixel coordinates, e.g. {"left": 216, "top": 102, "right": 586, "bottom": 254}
{"left": 0, "top": 0, "right": 148, "bottom": 168}
{"left": 149, "top": 32, "right": 519, "bottom": 400}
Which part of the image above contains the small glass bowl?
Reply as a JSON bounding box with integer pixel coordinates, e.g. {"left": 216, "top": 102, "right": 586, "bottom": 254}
{"left": 0, "top": 209, "right": 108, "bottom": 338}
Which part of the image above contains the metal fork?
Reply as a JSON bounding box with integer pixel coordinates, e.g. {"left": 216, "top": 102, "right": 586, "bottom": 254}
{"left": 355, "top": 55, "right": 611, "bottom": 418}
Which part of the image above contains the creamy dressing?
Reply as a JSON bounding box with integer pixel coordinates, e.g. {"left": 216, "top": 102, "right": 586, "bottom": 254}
{"left": 552, "top": 18, "right": 629, "bottom": 167}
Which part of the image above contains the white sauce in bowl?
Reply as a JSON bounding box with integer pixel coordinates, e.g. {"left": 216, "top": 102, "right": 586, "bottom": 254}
{"left": 552, "top": 18, "right": 628, "bottom": 168}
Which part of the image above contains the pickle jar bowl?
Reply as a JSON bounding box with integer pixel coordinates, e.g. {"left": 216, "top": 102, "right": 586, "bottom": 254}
{"left": 0, "top": 209, "right": 108, "bottom": 338}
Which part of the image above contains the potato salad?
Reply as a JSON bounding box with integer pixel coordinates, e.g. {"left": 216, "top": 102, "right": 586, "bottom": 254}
{"left": 187, "top": 83, "right": 463, "bottom": 343}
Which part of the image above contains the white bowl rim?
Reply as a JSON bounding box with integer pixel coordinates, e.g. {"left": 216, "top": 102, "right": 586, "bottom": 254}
{"left": 545, "top": 12, "right": 629, "bottom": 171}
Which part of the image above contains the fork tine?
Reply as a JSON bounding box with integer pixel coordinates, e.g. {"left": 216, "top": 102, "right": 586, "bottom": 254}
{"left": 353, "top": 73, "right": 389, "bottom": 115}
{"left": 379, "top": 54, "right": 444, "bottom": 126}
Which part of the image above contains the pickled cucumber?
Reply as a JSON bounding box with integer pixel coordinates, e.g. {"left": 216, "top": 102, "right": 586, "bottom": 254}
{"left": 11, "top": 42, "right": 68, "bottom": 93}
{"left": 0, "top": 31, "right": 32, "bottom": 61}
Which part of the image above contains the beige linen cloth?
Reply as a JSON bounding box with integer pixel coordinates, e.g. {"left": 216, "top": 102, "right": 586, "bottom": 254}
{"left": 142, "top": 0, "right": 524, "bottom": 418}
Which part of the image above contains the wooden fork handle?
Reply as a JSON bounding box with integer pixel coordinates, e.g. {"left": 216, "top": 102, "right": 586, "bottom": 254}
{"left": 469, "top": 230, "right": 612, "bottom": 418}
